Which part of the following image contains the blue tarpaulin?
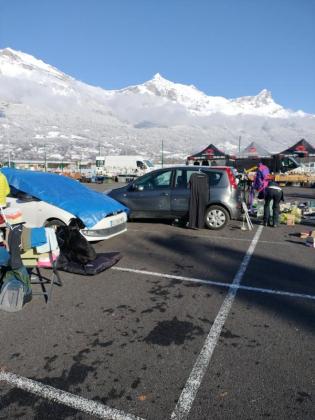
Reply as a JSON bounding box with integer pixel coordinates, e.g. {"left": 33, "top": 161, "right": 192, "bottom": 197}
{"left": 2, "top": 168, "right": 128, "bottom": 228}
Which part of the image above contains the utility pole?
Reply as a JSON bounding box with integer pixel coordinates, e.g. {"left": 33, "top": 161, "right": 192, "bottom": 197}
{"left": 80, "top": 153, "right": 83, "bottom": 174}
{"left": 161, "top": 139, "right": 164, "bottom": 168}
{"left": 7, "top": 138, "right": 11, "bottom": 168}
{"left": 44, "top": 143, "right": 47, "bottom": 172}
{"left": 238, "top": 136, "right": 241, "bottom": 155}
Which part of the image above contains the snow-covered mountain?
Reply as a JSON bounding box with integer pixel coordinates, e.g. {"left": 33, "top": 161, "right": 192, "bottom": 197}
{"left": 0, "top": 47, "right": 314, "bottom": 162}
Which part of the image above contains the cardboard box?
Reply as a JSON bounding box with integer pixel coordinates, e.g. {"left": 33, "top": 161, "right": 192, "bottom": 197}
{"left": 286, "top": 214, "right": 295, "bottom": 226}
{"left": 300, "top": 231, "right": 310, "bottom": 239}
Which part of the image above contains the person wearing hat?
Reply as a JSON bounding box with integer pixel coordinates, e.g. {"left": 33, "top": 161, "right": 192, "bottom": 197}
{"left": 263, "top": 180, "right": 284, "bottom": 227}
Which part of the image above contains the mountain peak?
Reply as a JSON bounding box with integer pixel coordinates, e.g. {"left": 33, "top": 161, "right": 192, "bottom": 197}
{"left": 0, "top": 47, "right": 66, "bottom": 80}
{"left": 258, "top": 88, "right": 271, "bottom": 96}
{"left": 232, "top": 88, "right": 282, "bottom": 114}
{"left": 148, "top": 72, "right": 174, "bottom": 88}
{"left": 152, "top": 72, "right": 165, "bottom": 81}
{"left": 256, "top": 88, "right": 273, "bottom": 101}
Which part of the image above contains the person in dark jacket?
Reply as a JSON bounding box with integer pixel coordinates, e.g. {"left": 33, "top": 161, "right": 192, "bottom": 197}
{"left": 263, "top": 181, "right": 284, "bottom": 227}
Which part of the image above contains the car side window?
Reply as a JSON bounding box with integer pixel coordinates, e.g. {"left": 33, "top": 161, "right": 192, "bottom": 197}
{"left": 175, "top": 169, "right": 198, "bottom": 188}
{"left": 136, "top": 170, "right": 172, "bottom": 190}
{"left": 136, "top": 160, "right": 146, "bottom": 170}
{"left": 206, "top": 171, "right": 223, "bottom": 186}
{"left": 175, "top": 170, "right": 187, "bottom": 188}
{"left": 175, "top": 169, "right": 223, "bottom": 188}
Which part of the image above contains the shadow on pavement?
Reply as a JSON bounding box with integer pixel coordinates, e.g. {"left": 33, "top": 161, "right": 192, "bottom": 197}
{"left": 124, "top": 231, "right": 315, "bottom": 335}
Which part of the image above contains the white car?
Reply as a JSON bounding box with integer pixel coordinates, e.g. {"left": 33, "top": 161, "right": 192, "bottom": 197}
{"left": 3, "top": 168, "right": 128, "bottom": 241}
{"left": 6, "top": 192, "right": 127, "bottom": 241}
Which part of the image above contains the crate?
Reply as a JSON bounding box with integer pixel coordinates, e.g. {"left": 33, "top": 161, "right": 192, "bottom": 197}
{"left": 286, "top": 214, "right": 295, "bottom": 226}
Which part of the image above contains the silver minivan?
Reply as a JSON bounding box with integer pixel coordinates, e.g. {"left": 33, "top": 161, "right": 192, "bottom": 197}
{"left": 108, "top": 166, "right": 241, "bottom": 229}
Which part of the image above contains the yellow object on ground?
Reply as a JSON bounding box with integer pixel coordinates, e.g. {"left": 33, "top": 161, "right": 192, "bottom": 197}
{"left": 279, "top": 206, "right": 302, "bottom": 225}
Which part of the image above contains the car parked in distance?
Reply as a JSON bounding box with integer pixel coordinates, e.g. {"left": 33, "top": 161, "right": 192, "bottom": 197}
{"left": 3, "top": 168, "right": 128, "bottom": 241}
{"left": 108, "top": 166, "right": 241, "bottom": 229}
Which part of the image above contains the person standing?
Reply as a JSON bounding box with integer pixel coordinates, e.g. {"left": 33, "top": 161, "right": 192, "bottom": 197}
{"left": 263, "top": 181, "right": 284, "bottom": 227}
{"left": 0, "top": 170, "right": 10, "bottom": 208}
{"left": 253, "top": 162, "right": 270, "bottom": 199}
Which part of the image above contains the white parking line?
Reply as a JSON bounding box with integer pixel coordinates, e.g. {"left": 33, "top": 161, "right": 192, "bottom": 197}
{"left": 170, "top": 225, "right": 263, "bottom": 419}
{"left": 112, "top": 267, "right": 315, "bottom": 301}
{"left": 0, "top": 371, "right": 144, "bottom": 420}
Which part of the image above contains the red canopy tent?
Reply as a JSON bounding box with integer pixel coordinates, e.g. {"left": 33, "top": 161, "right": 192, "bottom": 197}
{"left": 279, "top": 139, "right": 315, "bottom": 157}
{"left": 187, "top": 144, "right": 227, "bottom": 165}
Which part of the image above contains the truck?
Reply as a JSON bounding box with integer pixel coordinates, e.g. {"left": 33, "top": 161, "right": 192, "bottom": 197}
{"left": 95, "top": 155, "right": 155, "bottom": 179}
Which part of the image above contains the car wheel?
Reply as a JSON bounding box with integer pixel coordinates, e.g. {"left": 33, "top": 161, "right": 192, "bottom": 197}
{"left": 44, "top": 219, "right": 66, "bottom": 231}
{"left": 205, "top": 205, "right": 229, "bottom": 230}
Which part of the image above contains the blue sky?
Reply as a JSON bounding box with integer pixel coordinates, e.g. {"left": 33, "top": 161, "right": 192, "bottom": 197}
{"left": 1, "top": 0, "right": 315, "bottom": 113}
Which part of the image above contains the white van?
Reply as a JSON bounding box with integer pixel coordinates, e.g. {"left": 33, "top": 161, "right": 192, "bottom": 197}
{"left": 96, "top": 155, "right": 154, "bottom": 177}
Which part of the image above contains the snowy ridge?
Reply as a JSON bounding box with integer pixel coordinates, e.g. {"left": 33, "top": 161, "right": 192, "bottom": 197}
{"left": 119, "top": 73, "right": 302, "bottom": 118}
{"left": 0, "top": 48, "right": 309, "bottom": 118}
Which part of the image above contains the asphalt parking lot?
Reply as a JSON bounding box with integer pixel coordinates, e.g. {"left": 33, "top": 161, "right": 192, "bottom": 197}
{"left": 0, "top": 184, "right": 314, "bottom": 420}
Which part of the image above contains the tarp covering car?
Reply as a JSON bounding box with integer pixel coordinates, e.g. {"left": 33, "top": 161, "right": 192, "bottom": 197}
{"left": 1, "top": 168, "right": 129, "bottom": 228}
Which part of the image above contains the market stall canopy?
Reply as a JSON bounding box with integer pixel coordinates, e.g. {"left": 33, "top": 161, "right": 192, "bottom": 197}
{"left": 278, "top": 139, "right": 315, "bottom": 157}
{"left": 187, "top": 144, "right": 227, "bottom": 160}
{"left": 238, "top": 141, "right": 271, "bottom": 159}
{"left": 1, "top": 168, "right": 129, "bottom": 228}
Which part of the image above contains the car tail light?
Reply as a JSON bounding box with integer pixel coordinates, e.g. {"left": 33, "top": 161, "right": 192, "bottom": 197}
{"left": 225, "top": 168, "right": 238, "bottom": 190}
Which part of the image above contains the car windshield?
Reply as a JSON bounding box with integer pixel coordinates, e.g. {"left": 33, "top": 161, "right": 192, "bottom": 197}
{"left": 144, "top": 160, "right": 154, "bottom": 168}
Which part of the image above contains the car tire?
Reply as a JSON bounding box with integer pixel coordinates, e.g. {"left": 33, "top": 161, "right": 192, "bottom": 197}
{"left": 205, "top": 205, "right": 229, "bottom": 230}
{"left": 44, "top": 219, "right": 66, "bottom": 230}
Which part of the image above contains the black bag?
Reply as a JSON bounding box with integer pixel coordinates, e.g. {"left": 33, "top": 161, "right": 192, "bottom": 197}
{"left": 56, "top": 252, "right": 121, "bottom": 275}
{"left": 56, "top": 221, "right": 96, "bottom": 265}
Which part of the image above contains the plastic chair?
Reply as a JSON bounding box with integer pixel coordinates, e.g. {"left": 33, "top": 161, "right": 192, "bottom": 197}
{"left": 21, "top": 250, "right": 62, "bottom": 303}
